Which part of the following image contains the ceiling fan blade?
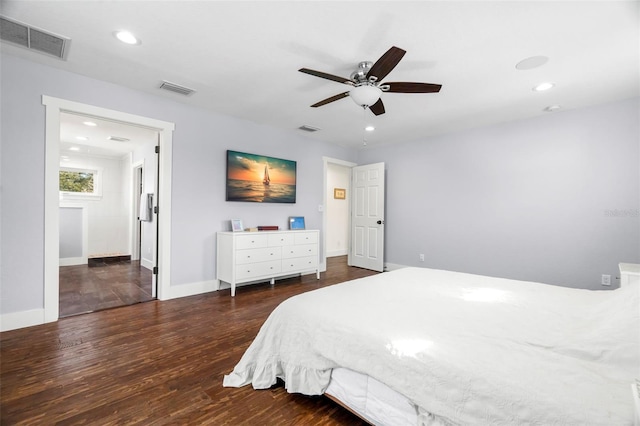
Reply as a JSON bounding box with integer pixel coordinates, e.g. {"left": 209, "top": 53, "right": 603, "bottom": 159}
{"left": 311, "top": 92, "right": 350, "bottom": 107}
{"left": 368, "top": 98, "right": 385, "bottom": 116}
{"left": 299, "top": 68, "right": 353, "bottom": 85}
{"left": 366, "top": 46, "right": 406, "bottom": 82}
{"left": 385, "top": 82, "right": 442, "bottom": 93}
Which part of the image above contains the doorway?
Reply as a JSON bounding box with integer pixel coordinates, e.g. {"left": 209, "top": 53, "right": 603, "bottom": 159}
{"left": 323, "top": 157, "right": 386, "bottom": 273}
{"left": 42, "top": 96, "right": 175, "bottom": 324}
{"left": 57, "top": 112, "right": 159, "bottom": 317}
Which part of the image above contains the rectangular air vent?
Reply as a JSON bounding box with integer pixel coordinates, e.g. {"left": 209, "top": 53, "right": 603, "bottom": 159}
{"left": 298, "top": 125, "right": 320, "bottom": 132}
{"left": 159, "top": 80, "right": 195, "bottom": 96}
{"left": 107, "top": 136, "right": 130, "bottom": 142}
{"left": 0, "top": 16, "right": 69, "bottom": 59}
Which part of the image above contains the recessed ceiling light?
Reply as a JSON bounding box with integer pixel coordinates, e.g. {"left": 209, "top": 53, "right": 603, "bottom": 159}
{"left": 83, "top": 121, "right": 97, "bottom": 127}
{"left": 533, "top": 82, "right": 555, "bottom": 92}
{"left": 75, "top": 136, "right": 88, "bottom": 141}
{"left": 114, "top": 30, "right": 140, "bottom": 45}
{"left": 544, "top": 105, "right": 562, "bottom": 112}
{"left": 69, "top": 147, "right": 80, "bottom": 151}
{"left": 365, "top": 126, "right": 375, "bottom": 132}
{"left": 516, "top": 56, "right": 549, "bottom": 70}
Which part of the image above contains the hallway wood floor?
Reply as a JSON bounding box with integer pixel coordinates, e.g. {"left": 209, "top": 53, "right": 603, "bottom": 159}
{"left": 59, "top": 260, "right": 154, "bottom": 318}
{"left": 1, "top": 256, "right": 379, "bottom": 425}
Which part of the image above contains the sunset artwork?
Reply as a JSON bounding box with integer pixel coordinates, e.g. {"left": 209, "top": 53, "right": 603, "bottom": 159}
{"left": 226, "top": 150, "right": 296, "bottom": 203}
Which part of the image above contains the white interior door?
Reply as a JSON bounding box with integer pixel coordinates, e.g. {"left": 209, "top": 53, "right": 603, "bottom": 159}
{"left": 349, "top": 162, "right": 385, "bottom": 271}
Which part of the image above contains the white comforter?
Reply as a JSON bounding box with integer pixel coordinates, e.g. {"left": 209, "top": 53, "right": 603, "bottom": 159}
{"left": 223, "top": 267, "right": 639, "bottom": 425}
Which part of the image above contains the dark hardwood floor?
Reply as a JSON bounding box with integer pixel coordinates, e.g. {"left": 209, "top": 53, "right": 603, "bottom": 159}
{"left": 1, "top": 256, "right": 379, "bottom": 425}
{"left": 59, "top": 260, "right": 154, "bottom": 318}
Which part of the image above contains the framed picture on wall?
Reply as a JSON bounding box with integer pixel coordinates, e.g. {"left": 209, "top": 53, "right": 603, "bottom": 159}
{"left": 226, "top": 150, "right": 297, "bottom": 203}
{"left": 334, "top": 188, "right": 346, "bottom": 199}
{"left": 230, "top": 219, "right": 244, "bottom": 232}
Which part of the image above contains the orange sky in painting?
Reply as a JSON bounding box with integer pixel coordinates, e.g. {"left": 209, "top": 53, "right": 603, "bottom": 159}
{"left": 228, "top": 153, "right": 296, "bottom": 185}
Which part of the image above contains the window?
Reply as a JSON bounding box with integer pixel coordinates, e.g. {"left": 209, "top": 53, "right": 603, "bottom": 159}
{"left": 59, "top": 167, "right": 102, "bottom": 198}
{"left": 59, "top": 170, "right": 94, "bottom": 193}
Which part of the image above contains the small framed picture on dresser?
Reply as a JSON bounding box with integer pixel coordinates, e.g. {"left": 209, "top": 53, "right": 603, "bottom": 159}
{"left": 289, "top": 216, "right": 305, "bottom": 230}
{"left": 230, "top": 219, "right": 244, "bottom": 232}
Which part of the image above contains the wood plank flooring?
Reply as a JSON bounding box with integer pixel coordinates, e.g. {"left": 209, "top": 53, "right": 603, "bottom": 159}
{"left": 59, "top": 260, "right": 153, "bottom": 318}
{"left": 1, "top": 256, "right": 379, "bottom": 425}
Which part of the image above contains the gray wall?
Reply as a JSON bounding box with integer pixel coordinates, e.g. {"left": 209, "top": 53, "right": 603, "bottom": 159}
{"left": 2, "top": 50, "right": 638, "bottom": 320}
{"left": 358, "top": 97, "right": 640, "bottom": 289}
{"left": 0, "top": 52, "right": 356, "bottom": 315}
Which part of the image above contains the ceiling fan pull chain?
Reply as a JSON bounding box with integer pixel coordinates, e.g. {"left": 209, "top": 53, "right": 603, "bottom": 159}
{"left": 362, "top": 106, "right": 368, "bottom": 146}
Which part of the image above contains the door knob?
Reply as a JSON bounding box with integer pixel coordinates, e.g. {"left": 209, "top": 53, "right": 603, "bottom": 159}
{"left": 377, "top": 220, "right": 384, "bottom": 225}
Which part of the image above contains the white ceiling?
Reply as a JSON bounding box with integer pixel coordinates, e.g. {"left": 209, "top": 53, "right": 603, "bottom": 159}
{"left": 1, "top": 1, "right": 638, "bottom": 150}
{"left": 59, "top": 112, "right": 158, "bottom": 159}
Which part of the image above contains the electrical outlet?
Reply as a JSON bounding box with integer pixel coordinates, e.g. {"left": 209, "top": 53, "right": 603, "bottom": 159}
{"left": 601, "top": 274, "right": 611, "bottom": 286}
{"left": 419, "top": 254, "right": 425, "bottom": 262}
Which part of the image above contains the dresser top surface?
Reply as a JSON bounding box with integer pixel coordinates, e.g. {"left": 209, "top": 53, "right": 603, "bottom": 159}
{"left": 219, "top": 229, "right": 317, "bottom": 235}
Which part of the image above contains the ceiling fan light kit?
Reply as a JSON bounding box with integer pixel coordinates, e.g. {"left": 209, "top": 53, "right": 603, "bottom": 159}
{"left": 299, "top": 46, "right": 442, "bottom": 116}
{"left": 350, "top": 85, "right": 382, "bottom": 107}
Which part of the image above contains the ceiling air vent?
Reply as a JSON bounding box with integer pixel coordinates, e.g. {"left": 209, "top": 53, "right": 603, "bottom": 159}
{"left": 0, "top": 16, "right": 70, "bottom": 60}
{"left": 159, "top": 80, "right": 195, "bottom": 96}
{"left": 298, "top": 125, "right": 320, "bottom": 132}
{"left": 107, "top": 136, "right": 130, "bottom": 142}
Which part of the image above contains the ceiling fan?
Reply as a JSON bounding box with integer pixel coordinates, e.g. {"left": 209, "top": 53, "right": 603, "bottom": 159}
{"left": 299, "top": 46, "right": 442, "bottom": 116}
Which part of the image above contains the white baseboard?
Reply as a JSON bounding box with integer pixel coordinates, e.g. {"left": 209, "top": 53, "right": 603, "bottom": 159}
{"left": 159, "top": 279, "right": 219, "bottom": 301}
{"left": 384, "top": 262, "right": 408, "bottom": 272}
{"left": 327, "top": 249, "right": 348, "bottom": 258}
{"left": 141, "top": 257, "right": 154, "bottom": 270}
{"left": 59, "top": 257, "right": 87, "bottom": 266}
{"left": 1, "top": 309, "right": 47, "bottom": 332}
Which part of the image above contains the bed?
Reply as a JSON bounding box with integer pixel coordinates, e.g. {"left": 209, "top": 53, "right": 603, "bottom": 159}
{"left": 223, "top": 267, "right": 640, "bottom": 425}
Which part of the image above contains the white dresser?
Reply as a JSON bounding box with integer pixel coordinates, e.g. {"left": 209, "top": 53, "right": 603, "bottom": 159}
{"left": 217, "top": 230, "right": 320, "bottom": 296}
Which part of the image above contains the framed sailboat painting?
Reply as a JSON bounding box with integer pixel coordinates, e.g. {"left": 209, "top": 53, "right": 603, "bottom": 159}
{"left": 225, "top": 150, "right": 297, "bottom": 203}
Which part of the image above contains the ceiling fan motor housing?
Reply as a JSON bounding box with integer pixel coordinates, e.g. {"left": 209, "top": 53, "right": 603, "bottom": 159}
{"left": 350, "top": 61, "right": 373, "bottom": 83}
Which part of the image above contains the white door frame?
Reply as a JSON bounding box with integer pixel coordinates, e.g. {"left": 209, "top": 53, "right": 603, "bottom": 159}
{"left": 131, "top": 160, "right": 144, "bottom": 262}
{"left": 322, "top": 156, "right": 357, "bottom": 270}
{"left": 42, "top": 96, "right": 174, "bottom": 323}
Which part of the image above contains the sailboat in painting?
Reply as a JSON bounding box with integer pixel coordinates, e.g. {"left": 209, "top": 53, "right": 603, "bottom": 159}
{"left": 263, "top": 164, "right": 270, "bottom": 185}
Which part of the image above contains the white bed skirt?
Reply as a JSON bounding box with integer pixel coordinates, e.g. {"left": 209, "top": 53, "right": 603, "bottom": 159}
{"left": 326, "top": 367, "right": 419, "bottom": 426}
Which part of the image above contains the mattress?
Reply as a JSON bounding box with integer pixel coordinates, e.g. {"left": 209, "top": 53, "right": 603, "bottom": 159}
{"left": 325, "top": 367, "right": 418, "bottom": 426}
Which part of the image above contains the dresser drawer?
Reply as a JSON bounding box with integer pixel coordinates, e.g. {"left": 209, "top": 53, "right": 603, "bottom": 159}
{"left": 235, "top": 234, "right": 269, "bottom": 249}
{"left": 282, "top": 244, "right": 318, "bottom": 259}
{"left": 294, "top": 232, "right": 317, "bottom": 245}
{"left": 267, "top": 233, "right": 295, "bottom": 246}
{"left": 235, "top": 260, "right": 281, "bottom": 280}
{"left": 235, "top": 247, "right": 282, "bottom": 265}
{"left": 282, "top": 256, "right": 318, "bottom": 273}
